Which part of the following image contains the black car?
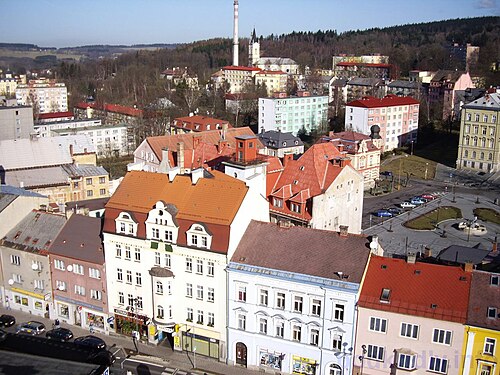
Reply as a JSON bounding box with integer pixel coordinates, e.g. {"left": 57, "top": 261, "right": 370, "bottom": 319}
{"left": 387, "top": 207, "right": 403, "bottom": 216}
{"left": 46, "top": 327, "right": 74, "bottom": 342}
{"left": 0, "top": 314, "right": 16, "bottom": 328}
{"left": 74, "top": 335, "right": 106, "bottom": 350}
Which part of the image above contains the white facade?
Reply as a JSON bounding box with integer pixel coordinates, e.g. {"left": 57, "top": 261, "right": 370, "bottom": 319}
{"left": 227, "top": 264, "right": 360, "bottom": 375}
{"left": 310, "top": 165, "right": 364, "bottom": 234}
{"left": 16, "top": 79, "right": 68, "bottom": 114}
{"left": 34, "top": 119, "right": 102, "bottom": 138}
{"left": 259, "top": 95, "right": 329, "bottom": 136}
{"left": 223, "top": 67, "right": 261, "bottom": 94}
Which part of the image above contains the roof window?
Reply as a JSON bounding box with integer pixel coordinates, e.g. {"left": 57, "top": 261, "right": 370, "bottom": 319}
{"left": 380, "top": 288, "right": 391, "bottom": 302}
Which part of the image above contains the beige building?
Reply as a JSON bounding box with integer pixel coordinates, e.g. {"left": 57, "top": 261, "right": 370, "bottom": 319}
{"left": 222, "top": 66, "right": 261, "bottom": 93}
{"left": 16, "top": 78, "right": 68, "bottom": 114}
{"left": 457, "top": 92, "right": 500, "bottom": 172}
{"left": 254, "top": 70, "right": 288, "bottom": 96}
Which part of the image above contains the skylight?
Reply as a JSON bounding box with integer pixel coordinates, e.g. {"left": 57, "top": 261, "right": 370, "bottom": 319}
{"left": 380, "top": 288, "right": 391, "bottom": 302}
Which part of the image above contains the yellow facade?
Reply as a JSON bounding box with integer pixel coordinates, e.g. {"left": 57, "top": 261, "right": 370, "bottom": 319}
{"left": 462, "top": 326, "right": 499, "bottom": 375}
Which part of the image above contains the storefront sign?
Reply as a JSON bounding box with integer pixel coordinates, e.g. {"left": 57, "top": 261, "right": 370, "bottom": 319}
{"left": 114, "top": 308, "right": 128, "bottom": 316}
{"left": 292, "top": 355, "right": 317, "bottom": 375}
{"left": 156, "top": 324, "right": 174, "bottom": 333}
{"left": 259, "top": 349, "right": 283, "bottom": 370}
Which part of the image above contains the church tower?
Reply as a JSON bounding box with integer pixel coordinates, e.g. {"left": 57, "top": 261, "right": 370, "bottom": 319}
{"left": 248, "top": 28, "right": 260, "bottom": 67}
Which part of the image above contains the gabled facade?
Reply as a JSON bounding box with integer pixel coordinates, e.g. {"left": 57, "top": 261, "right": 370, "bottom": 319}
{"left": 269, "top": 142, "right": 364, "bottom": 234}
{"left": 227, "top": 221, "right": 373, "bottom": 374}
{"left": 102, "top": 169, "right": 268, "bottom": 360}
{"left": 170, "top": 115, "right": 231, "bottom": 134}
{"left": 0, "top": 210, "right": 66, "bottom": 318}
{"left": 49, "top": 214, "right": 108, "bottom": 332}
{"left": 462, "top": 270, "right": 500, "bottom": 375}
{"left": 257, "top": 130, "right": 304, "bottom": 158}
{"left": 355, "top": 256, "right": 471, "bottom": 375}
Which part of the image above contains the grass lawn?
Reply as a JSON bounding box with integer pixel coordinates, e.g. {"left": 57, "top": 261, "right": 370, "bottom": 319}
{"left": 381, "top": 154, "right": 437, "bottom": 181}
{"left": 404, "top": 206, "right": 462, "bottom": 230}
{"left": 473, "top": 208, "right": 500, "bottom": 225}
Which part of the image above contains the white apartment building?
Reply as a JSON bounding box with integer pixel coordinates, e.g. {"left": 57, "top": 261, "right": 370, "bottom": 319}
{"left": 16, "top": 79, "right": 68, "bottom": 114}
{"left": 0, "top": 105, "right": 34, "bottom": 141}
{"left": 222, "top": 66, "right": 261, "bottom": 93}
{"left": 259, "top": 92, "right": 329, "bottom": 136}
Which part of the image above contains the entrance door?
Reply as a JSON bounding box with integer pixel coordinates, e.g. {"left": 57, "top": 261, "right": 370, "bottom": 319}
{"left": 236, "top": 342, "right": 247, "bottom": 367}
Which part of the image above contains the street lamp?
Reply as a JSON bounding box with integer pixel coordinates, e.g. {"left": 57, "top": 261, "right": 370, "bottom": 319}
{"left": 126, "top": 297, "right": 140, "bottom": 353}
{"left": 334, "top": 342, "right": 353, "bottom": 375}
{"left": 359, "top": 345, "right": 367, "bottom": 375}
{"left": 173, "top": 323, "right": 196, "bottom": 368}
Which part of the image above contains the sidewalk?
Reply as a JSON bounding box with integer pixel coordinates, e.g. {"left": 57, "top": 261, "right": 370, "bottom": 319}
{"left": 0, "top": 305, "right": 258, "bottom": 375}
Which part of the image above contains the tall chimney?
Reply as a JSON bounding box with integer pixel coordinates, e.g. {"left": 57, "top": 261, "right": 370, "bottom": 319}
{"left": 233, "top": 0, "right": 239, "bottom": 66}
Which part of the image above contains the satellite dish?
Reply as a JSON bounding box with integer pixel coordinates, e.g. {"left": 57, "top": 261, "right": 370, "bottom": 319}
{"left": 67, "top": 265, "right": 73, "bottom": 272}
{"left": 8, "top": 279, "right": 14, "bottom": 285}
{"left": 32, "top": 263, "right": 39, "bottom": 271}
{"left": 370, "top": 241, "right": 378, "bottom": 250}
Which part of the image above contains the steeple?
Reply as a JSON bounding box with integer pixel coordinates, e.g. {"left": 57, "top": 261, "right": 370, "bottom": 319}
{"left": 248, "top": 27, "right": 260, "bottom": 67}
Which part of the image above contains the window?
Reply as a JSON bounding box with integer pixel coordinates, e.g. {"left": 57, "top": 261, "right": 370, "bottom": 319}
{"left": 99, "top": 177, "right": 106, "bottom": 184}
{"left": 429, "top": 357, "right": 448, "bottom": 374}
{"left": 400, "top": 323, "right": 419, "bottom": 339}
{"left": 484, "top": 338, "right": 495, "bottom": 355}
{"left": 10, "top": 254, "right": 21, "bottom": 266}
{"left": 186, "top": 283, "right": 192, "bottom": 297}
{"left": 491, "top": 274, "right": 499, "bottom": 286}
{"left": 197, "top": 285, "right": 204, "bottom": 300}
{"left": 74, "top": 285, "right": 85, "bottom": 296}
{"left": 100, "top": 188, "right": 106, "bottom": 195}
{"left": 197, "top": 310, "right": 204, "bottom": 324}
{"left": 55, "top": 259, "right": 65, "bottom": 270}
{"left": 208, "top": 312, "right": 215, "bottom": 327}
{"left": 34, "top": 279, "right": 44, "bottom": 290}
{"left": 380, "top": 288, "right": 391, "bottom": 302}
{"left": 196, "top": 260, "right": 203, "bottom": 274}
{"left": 276, "top": 292, "right": 285, "bottom": 309}
{"left": 91, "top": 290, "right": 102, "bottom": 300}
{"left": 334, "top": 304, "right": 344, "bottom": 322}
{"left": 134, "top": 248, "right": 141, "bottom": 261}
{"left": 156, "top": 281, "right": 163, "bottom": 295}
{"left": 238, "top": 286, "right": 247, "bottom": 302}
{"left": 126, "top": 270, "right": 132, "bottom": 284}
{"left": 238, "top": 314, "right": 246, "bottom": 330}
{"left": 208, "top": 288, "right": 214, "bottom": 302}
{"left": 207, "top": 261, "right": 214, "bottom": 276}
{"left": 291, "top": 203, "right": 301, "bottom": 213}
{"left": 118, "top": 292, "right": 124, "bottom": 305}
{"left": 398, "top": 353, "right": 416, "bottom": 370}
{"left": 157, "top": 306, "right": 164, "bottom": 319}
{"left": 332, "top": 334, "right": 342, "bottom": 351}
{"left": 294, "top": 296, "right": 303, "bottom": 313}
{"left": 480, "top": 364, "right": 493, "bottom": 375}
{"left": 201, "top": 236, "right": 208, "bottom": 248}
{"left": 433, "top": 329, "right": 452, "bottom": 345}
{"left": 187, "top": 308, "right": 193, "bottom": 322}
{"left": 191, "top": 235, "right": 198, "bottom": 246}
{"left": 152, "top": 228, "right": 160, "bottom": 239}
{"left": 367, "top": 344, "right": 384, "bottom": 361}
{"left": 116, "top": 244, "right": 122, "bottom": 258}
{"left": 186, "top": 257, "right": 192, "bottom": 272}
{"left": 137, "top": 297, "right": 143, "bottom": 309}
{"left": 292, "top": 325, "right": 302, "bottom": 342}
{"left": 89, "top": 268, "right": 100, "bottom": 279}
{"left": 164, "top": 230, "right": 173, "bottom": 242}
{"left": 310, "top": 329, "right": 319, "bottom": 346}
{"left": 135, "top": 272, "right": 142, "bottom": 286}
{"left": 311, "top": 299, "right": 322, "bottom": 316}
{"left": 155, "top": 252, "right": 160, "bottom": 266}
{"left": 487, "top": 307, "right": 497, "bottom": 318}
{"left": 73, "top": 264, "right": 84, "bottom": 275}
{"left": 260, "top": 290, "right": 269, "bottom": 306}
{"left": 117, "top": 268, "right": 123, "bottom": 282}
{"left": 86, "top": 178, "right": 93, "bottom": 185}
{"left": 276, "top": 321, "right": 284, "bottom": 338}
{"left": 56, "top": 280, "right": 66, "bottom": 291}
{"left": 259, "top": 318, "right": 268, "bottom": 334}
{"left": 165, "top": 253, "right": 171, "bottom": 268}
{"left": 125, "top": 246, "right": 131, "bottom": 260}
{"left": 273, "top": 198, "right": 283, "bottom": 208}
{"left": 86, "top": 190, "right": 93, "bottom": 197}
{"left": 369, "top": 317, "right": 387, "bottom": 333}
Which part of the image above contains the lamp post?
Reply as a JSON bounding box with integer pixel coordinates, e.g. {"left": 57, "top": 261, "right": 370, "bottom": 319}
{"left": 127, "top": 297, "right": 140, "bottom": 353}
{"left": 359, "top": 345, "right": 367, "bottom": 375}
{"left": 173, "top": 323, "right": 196, "bottom": 368}
{"left": 334, "top": 342, "right": 353, "bottom": 375}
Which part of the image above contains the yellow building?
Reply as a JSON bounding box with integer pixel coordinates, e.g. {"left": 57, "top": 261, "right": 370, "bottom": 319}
{"left": 462, "top": 270, "right": 500, "bottom": 375}
{"left": 254, "top": 70, "right": 288, "bottom": 96}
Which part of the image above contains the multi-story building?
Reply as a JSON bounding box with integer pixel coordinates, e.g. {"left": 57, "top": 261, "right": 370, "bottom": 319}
{"left": 456, "top": 92, "right": 500, "bottom": 173}
{"left": 227, "top": 221, "right": 374, "bottom": 374}
{"left": 102, "top": 159, "right": 269, "bottom": 359}
{"left": 1, "top": 210, "right": 67, "bottom": 318}
{"left": 15, "top": 78, "right": 68, "bottom": 114}
{"left": 462, "top": 270, "right": 500, "bottom": 375}
{"left": 355, "top": 255, "right": 471, "bottom": 375}
{"left": 321, "top": 131, "right": 382, "bottom": 189}
{"left": 268, "top": 142, "right": 364, "bottom": 234}
{"left": 257, "top": 130, "right": 304, "bottom": 158}
{"left": 0, "top": 105, "right": 34, "bottom": 141}
{"left": 49, "top": 214, "right": 108, "bottom": 332}
{"left": 254, "top": 70, "right": 288, "bottom": 96}
{"left": 346, "top": 78, "right": 385, "bottom": 102}
{"left": 34, "top": 118, "right": 101, "bottom": 138}
{"left": 345, "top": 95, "right": 420, "bottom": 151}
{"left": 222, "top": 66, "right": 262, "bottom": 94}
{"left": 169, "top": 115, "right": 231, "bottom": 134}
{"left": 335, "top": 62, "right": 393, "bottom": 80}
{"left": 35, "top": 111, "right": 74, "bottom": 123}
{"left": 259, "top": 92, "right": 329, "bottom": 136}
{"left": 255, "top": 57, "right": 300, "bottom": 75}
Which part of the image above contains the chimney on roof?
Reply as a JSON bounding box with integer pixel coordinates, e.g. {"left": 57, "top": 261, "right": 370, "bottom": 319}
{"left": 339, "top": 225, "right": 349, "bottom": 237}
{"left": 337, "top": 143, "right": 344, "bottom": 153}
{"left": 159, "top": 147, "right": 169, "bottom": 174}
{"left": 464, "top": 261, "right": 474, "bottom": 273}
{"left": 177, "top": 142, "right": 185, "bottom": 173}
{"left": 193, "top": 134, "right": 202, "bottom": 148}
{"left": 407, "top": 252, "right": 417, "bottom": 264}
{"left": 69, "top": 144, "right": 74, "bottom": 156}
{"left": 424, "top": 246, "right": 432, "bottom": 258}
{"left": 283, "top": 153, "right": 293, "bottom": 167}
{"left": 191, "top": 167, "right": 204, "bottom": 184}
{"left": 235, "top": 135, "right": 257, "bottom": 163}
{"left": 221, "top": 123, "right": 228, "bottom": 140}
{"left": 338, "top": 158, "right": 351, "bottom": 168}
{"left": 369, "top": 235, "right": 381, "bottom": 255}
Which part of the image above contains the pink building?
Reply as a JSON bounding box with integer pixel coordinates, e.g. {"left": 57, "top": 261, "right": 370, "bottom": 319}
{"left": 345, "top": 95, "right": 420, "bottom": 152}
{"left": 354, "top": 255, "right": 471, "bottom": 375}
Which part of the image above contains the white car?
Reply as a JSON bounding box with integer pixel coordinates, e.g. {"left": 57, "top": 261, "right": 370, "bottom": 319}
{"left": 400, "top": 201, "right": 417, "bottom": 209}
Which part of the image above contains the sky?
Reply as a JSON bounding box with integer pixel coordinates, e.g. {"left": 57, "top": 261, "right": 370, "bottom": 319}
{"left": 1, "top": 0, "right": 499, "bottom": 48}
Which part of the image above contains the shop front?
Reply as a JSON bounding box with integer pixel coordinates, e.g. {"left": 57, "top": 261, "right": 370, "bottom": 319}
{"left": 182, "top": 331, "right": 220, "bottom": 360}
{"left": 9, "top": 287, "right": 47, "bottom": 318}
{"left": 292, "top": 355, "right": 318, "bottom": 375}
{"left": 114, "top": 308, "right": 148, "bottom": 340}
{"left": 259, "top": 349, "right": 285, "bottom": 371}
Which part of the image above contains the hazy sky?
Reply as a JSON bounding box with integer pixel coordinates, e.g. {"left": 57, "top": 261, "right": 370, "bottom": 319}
{"left": 1, "top": 0, "right": 498, "bottom": 48}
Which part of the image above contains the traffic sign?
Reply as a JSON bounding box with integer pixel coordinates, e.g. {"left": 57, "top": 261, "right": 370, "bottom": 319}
{"left": 107, "top": 316, "right": 114, "bottom": 324}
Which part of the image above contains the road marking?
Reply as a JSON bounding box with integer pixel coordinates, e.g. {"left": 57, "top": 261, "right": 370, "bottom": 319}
{"left": 124, "top": 358, "right": 166, "bottom": 368}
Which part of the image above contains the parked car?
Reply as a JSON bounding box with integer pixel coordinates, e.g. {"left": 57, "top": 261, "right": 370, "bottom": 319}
{"left": 387, "top": 207, "right": 403, "bottom": 216}
{"left": 16, "top": 321, "right": 45, "bottom": 335}
{"left": 46, "top": 327, "right": 74, "bottom": 342}
{"left": 0, "top": 314, "right": 16, "bottom": 328}
{"left": 380, "top": 171, "right": 393, "bottom": 177}
{"left": 74, "top": 335, "right": 106, "bottom": 351}
{"left": 373, "top": 209, "right": 393, "bottom": 218}
{"left": 421, "top": 194, "right": 437, "bottom": 201}
{"left": 400, "top": 201, "right": 417, "bottom": 209}
{"left": 410, "top": 197, "right": 426, "bottom": 205}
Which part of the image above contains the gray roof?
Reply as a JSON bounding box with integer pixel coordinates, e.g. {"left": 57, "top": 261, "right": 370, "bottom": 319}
{"left": 258, "top": 130, "right": 304, "bottom": 149}
{"left": 256, "top": 57, "right": 298, "bottom": 65}
{"left": 0, "top": 135, "right": 95, "bottom": 170}
{"left": 387, "top": 80, "right": 419, "bottom": 89}
{"left": 2, "top": 210, "right": 66, "bottom": 253}
{"left": 49, "top": 214, "right": 104, "bottom": 264}
{"left": 0, "top": 185, "right": 47, "bottom": 198}
{"left": 4, "top": 166, "right": 69, "bottom": 189}
{"left": 65, "top": 197, "right": 109, "bottom": 212}
{"left": 331, "top": 78, "right": 348, "bottom": 87}
{"left": 431, "top": 70, "right": 466, "bottom": 83}
{"left": 61, "top": 164, "right": 108, "bottom": 178}
{"left": 436, "top": 244, "right": 491, "bottom": 265}
{"left": 347, "top": 77, "right": 383, "bottom": 86}
{"left": 231, "top": 220, "right": 371, "bottom": 283}
{"left": 0, "top": 194, "right": 17, "bottom": 213}
{"left": 463, "top": 92, "right": 500, "bottom": 111}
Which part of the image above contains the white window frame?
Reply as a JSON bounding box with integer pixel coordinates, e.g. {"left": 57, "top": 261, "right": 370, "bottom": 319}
{"left": 397, "top": 353, "right": 416, "bottom": 370}
{"left": 311, "top": 298, "right": 322, "bottom": 316}
{"left": 276, "top": 292, "right": 285, "bottom": 309}
{"left": 369, "top": 317, "right": 387, "bottom": 333}
{"left": 91, "top": 289, "right": 102, "bottom": 300}
{"left": 89, "top": 268, "right": 100, "bottom": 279}
{"left": 260, "top": 289, "right": 269, "bottom": 306}
{"left": 429, "top": 356, "right": 448, "bottom": 374}
{"left": 432, "top": 329, "right": 452, "bottom": 345}
{"left": 484, "top": 338, "right": 496, "bottom": 355}
{"left": 207, "top": 261, "right": 214, "bottom": 276}
{"left": 293, "top": 295, "right": 303, "bottom": 313}
{"left": 334, "top": 304, "right": 344, "bottom": 322}
{"left": 238, "top": 286, "right": 247, "bottom": 302}
{"left": 54, "top": 259, "right": 65, "bottom": 270}
{"left": 187, "top": 308, "right": 193, "bottom": 322}
{"left": 186, "top": 283, "right": 192, "bottom": 298}
{"left": 197, "top": 285, "right": 204, "bottom": 300}
{"left": 400, "top": 322, "right": 419, "bottom": 339}
{"left": 366, "top": 344, "right": 384, "bottom": 361}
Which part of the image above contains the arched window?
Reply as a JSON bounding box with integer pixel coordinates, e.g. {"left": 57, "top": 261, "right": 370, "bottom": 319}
{"left": 489, "top": 153, "right": 493, "bottom": 161}
{"left": 156, "top": 281, "right": 163, "bottom": 295}
{"left": 157, "top": 305, "right": 164, "bottom": 319}
{"left": 473, "top": 137, "right": 478, "bottom": 146}
{"left": 472, "top": 151, "right": 477, "bottom": 159}
{"left": 481, "top": 138, "right": 486, "bottom": 147}
{"left": 480, "top": 152, "right": 484, "bottom": 160}
{"left": 465, "top": 136, "right": 469, "bottom": 146}
{"left": 329, "top": 364, "right": 342, "bottom": 375}
{"left": 464, "top": 150, "right": 468, "bottom": 158}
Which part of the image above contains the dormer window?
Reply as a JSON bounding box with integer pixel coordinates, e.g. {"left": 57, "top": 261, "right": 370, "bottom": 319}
{"left": 380, "top": 288, "right": 391, "bottom": 302}
{"left": 115, "top": 212, "right": 138, "bottom": 236}
{"left": 187, "top": 223, "right": 212, "bottom": 249}
{"left": 146, "top": 201, "right": 179, "bottom": 243}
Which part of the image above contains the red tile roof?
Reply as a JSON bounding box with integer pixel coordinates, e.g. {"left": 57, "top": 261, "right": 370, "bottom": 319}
{"left": 256, "top": 70, "right": 287, "bottom": 75}
{"left": 347, "top": 94, "right": 420, "bottom": 108}
{"left": 37, "top": 111, "right": 74, "bottom": 120}
{"left": 467, "top": 270, "right": 500, "bottom": 330}
{"left": 172, "top": 115, "right": 232, "bottom": 132}
{"left": 358, "top": 256, "right": 471, "bottom": 323}
{"left": 75, "top": 102, "right": 143, "bottom": 117}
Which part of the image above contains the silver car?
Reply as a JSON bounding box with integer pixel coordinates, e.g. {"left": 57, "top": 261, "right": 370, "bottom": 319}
{"left": 16, "top": 321, "right": 46, "bottom": 335}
